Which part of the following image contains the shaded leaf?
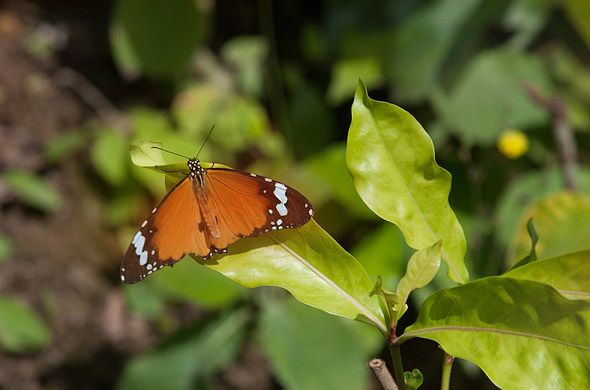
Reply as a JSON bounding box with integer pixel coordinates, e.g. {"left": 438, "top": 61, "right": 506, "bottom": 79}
{"left": 504, "top": 250, "right": 590, "bottom": 300}
{"left": 119, "top": 310, "right": 248, "bottom": 390}
{"left": 221, "top": 36, "right": 268, "bottom": 97}
{"left": 2, "top": 170, "right": 61, "bottom": 212}
{"left": 437, "top": 49, "right": 552, "bottom": 145}
{"left": 347, "top": 80, "right": 467, "bottom": 283}
{"left": 564, "top": 0, "right": 590, "bottom": 51}
{"left": 110, "top": 0, "right": 204, "bottom": 80}
{"left": 44, "top": 129, "right": 87, "bottom": 163}
{"left": 0, "top": 297, "right": 51, "bottom": 353}
{"left": 402, "top": 277, "right": 590, "bottom": 389}
{"left": 258, "top": 297, "right": 378, "bottom": 390}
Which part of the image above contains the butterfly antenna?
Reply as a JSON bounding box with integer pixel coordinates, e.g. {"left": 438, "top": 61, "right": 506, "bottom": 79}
{"left": 151, "top": 146, "right": 191, "bottom": 160}
{"left": 196, "top": 124, "right": 215, "bottom": 158}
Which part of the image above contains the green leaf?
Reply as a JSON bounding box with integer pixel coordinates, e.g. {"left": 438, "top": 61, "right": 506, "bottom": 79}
{"left": 0, "top": 233, "right": 12, "bottom": 262}
{"left": 436, "top": 49, "right": 552, "bottom": 145}
{"left": 0, "top": 297, "right": 51, "bottom": 353}
{"left": 504, "top": 250, "right": 590, "bottom": 300}
{"left": 511, "top": 218, "right": 538, "bottom": 269}
{"left": 130, "top": 140, "right": 167, "bottom": 167}
{"left": 347, "top": 80, "right": 468, "bottom": 283}
{"left": 258, "top": 297, "right": 378, "bottom": 390}
{"left": 564, "top": 0, "right": 590, "bottom": 50}
{"left": 395, "top": 241, "right": 441, "bottom": 321}
{"left": 403, "top": 368, "right": 423, "bottom": 390}
{"left": 327, "top": 57, "right": 383, "bottom": 105}
{"left": 511, "top": 192, "right": 590, "bottom": 262}
{"left": 123, "top": 282, "right": 165, "bottom": 318}
{"left": 119, "top": 309, "right": 248, "bottom": 390}
{"left": 401, "top": 277, "right": 590, "bottom": 389}
{"left": 151, "top": 260, "right": 244, "bottom": 309}
{"left": 221, "top": 36, "right": 268, "bottom": 97}
{"left": 110, "top": 0, "right": 204, "bottom": 80}
{"left": 44, "top": 129, "right": 87, "bottom": 163}
{"left": 92, "top": 128, "right": 128, "bottom": 186}
{"left": 386, "top": 0, "right": 482, "bottom": 102}
{"left": 2, "top": 170, "right": 61, "bottom": 212}
{"left": 503, "top": 0, "right": 554, "bottom": 49}
{"left": 207, "top": 219, "right": 386, "bottom": 333}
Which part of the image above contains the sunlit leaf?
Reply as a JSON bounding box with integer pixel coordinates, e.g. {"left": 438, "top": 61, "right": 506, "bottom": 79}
{"left": 401, "top": 277, "right": 590, "bottom": 389}
{"left": 395, "top": 241, "right": 441, "bottom": 320}
{"left": 2, "top": 170, "right": 61, "bottom": 212}
{"left": 119, "top": 310, "right": 248, "bottom": 390}
{"left": 258, "top": 297, "right": 378, "bottom": 390}
{"left": 207, "top": 220, "right": 386, "bottom": 332}
{"left": 347, "top": 80, "right": 468, "bottom": 283}
{"left": 511, "top": 192, "right": 590, "bottom": 262}
{"left": 505, "top": 250, "right": 590, "bottom": 300}
{"left": 0, "top": 297, "right": 51, "bottom": 353}
{"left": 130, "top": 140, "right": 166, "bottom": 167}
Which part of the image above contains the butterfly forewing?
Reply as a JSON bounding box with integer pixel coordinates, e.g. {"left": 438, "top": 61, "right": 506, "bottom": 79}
{"left": 121, "top": 161, "right": 313, "bottom": 284}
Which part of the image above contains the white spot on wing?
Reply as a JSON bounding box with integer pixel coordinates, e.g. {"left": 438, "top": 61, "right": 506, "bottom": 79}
{"left": 309, "top": 209, "right": 314, "bottom": 216}
{"left": 134, "top": 233, "right": 146, "bottom": 255}
{"left": 141, "top": 220, "right": 147, "bottom": 228}
{"left": 277, "top": 219, "right": 283, "bottom": 226}
{"left": 146, "top": 264, "right": 153, "bottom": 270}
{"left": 120, "top": 275, "right": 125, "bottom": 282}
{"left": 276, "top": 203, "right": 288, "bottom": 216}
{"left": 152, "top": 207, "right": 157, "bottom": 214}
{"left": 132, "top": 231, "right": 142, "bottom": 245}
{"left": 139, "top": 251, "right": 148, "bottom": 265}
{"left": 250, "top": 173, "right": 257, "bottom": 177}
{"left": 273, "top": 183, "right": 288, "bottom": 216}
{"left": 264, "top": 178, "right": 272, "bottom": 182}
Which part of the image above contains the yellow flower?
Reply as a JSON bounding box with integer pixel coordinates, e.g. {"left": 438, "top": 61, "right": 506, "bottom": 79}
{"left": 497, "top": 129, "right": 529, "bottom": 159}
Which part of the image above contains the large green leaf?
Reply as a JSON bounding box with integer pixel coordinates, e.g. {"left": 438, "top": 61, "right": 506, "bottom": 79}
{"left": 119, "top": 310, "right": 248, "bottom": 390}
{"left": 505, "top": 250, "right": 590, "bottom": 300}
{"left": 347, "top": 80, "right": 468, "bottom": 283}
{"left": 110, "top": 0, "right": 204, "bottom": 80}
{"left": 0, "top": 297, "right": 51, "bottom": 353}
{"left": 437, "top": 49, "right": 552, "bottom": 145}
{"left": 386, "top": 0, "right": 482, "bottom": 102}
{"left": 207, "top": 220, "right": 386, "bottom": 332}
{"left": 401, "top": 277, "right": 590, "bottom": 389}
{"left": 510, "top": 192, "right": 590, "bottom": 261}
{"left": 258, "top": 297, "right": 380, "bottom": 390}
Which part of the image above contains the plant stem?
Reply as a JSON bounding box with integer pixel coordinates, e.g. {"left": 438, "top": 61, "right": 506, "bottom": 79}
{"left": 389, "top": 343, "right": 406, "bottom": 390}
{"left": 369, "top": 358, "right": 398, "bottom": 390}
{"left": 441, "top": 352, "right": 454, "bottom": 390}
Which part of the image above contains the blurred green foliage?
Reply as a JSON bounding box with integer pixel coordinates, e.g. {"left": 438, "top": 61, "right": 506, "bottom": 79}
{"left": 0, "top": 297, "right": 51, "bottom": 353}
{"left": 6, "top": 0, "right": 590, "bottom": 388}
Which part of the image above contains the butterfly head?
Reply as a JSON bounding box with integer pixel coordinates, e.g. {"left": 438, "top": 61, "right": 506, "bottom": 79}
{"left": 188, "top": 158, "right": 205, "bottom": 186}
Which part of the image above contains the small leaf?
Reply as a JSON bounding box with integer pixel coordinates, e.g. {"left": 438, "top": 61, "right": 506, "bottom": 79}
{"left": 403, "top": 368, "right": 424, "bottom": 390}
{"left": 504, "top": 250, "right": 590, "bottom": 300}
{"left": 511, "top": 218, "right": 538, "bottom": 269}
{"left": 259, "top": 297, "right": 378, "bottom": 390}
{"left": 401, "top": 277, "right": 590, "bottom": 389}
{"left": 395, "top": 241, "right": 441, "bottom": 321}
{"left": 347, "top": 80, "right": 467, "bottom": 283}
{"left": 129, "top": 140, "right": 167, "bottom": 167}
{"left": 207, "top": 219, "right": 386, "bottom": 333}
{"left": 2, "top": 170, "right": 61, "bottom": 212}
{"left": 0, "top": 233, "right": 12, "bottom": 262}
{"left": 45, "top": 129, "right": 87, "bottom": 163}
{"left": 119, "top": 309, "right": 248, "bottom": 389}
{"left": 0, "top": 297, "right": 51, "bottom": 353}
{"left": 92, "top": 128, "right": 127, "bottom": 186}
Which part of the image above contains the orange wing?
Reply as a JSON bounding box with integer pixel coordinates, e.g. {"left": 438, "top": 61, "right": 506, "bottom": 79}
{"left": 121, "top": 178, "right": 209, "bottom": 284}
{"left": 202, "top": 168, "right": 313, "bottom": 251}
{"left": 121, "top": 165, "right": 314, "bottom": 284}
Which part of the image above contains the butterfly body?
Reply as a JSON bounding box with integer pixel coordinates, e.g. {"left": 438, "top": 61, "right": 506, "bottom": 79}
{"left": 121, "top": 158, "right": 313, "bottom": 284}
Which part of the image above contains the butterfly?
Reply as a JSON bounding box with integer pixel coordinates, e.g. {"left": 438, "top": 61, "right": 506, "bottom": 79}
{"left": 121, "top": 157, "right": 314, "bottom": 284}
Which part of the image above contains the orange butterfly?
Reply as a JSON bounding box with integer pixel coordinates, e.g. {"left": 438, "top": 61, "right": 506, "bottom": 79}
{"left": 121, "top": 158, "right": 313, "bottom": 284}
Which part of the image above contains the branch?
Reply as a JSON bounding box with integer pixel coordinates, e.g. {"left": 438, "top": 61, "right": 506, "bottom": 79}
{"left": 369, "top": 358, "right": 398, "bottom": 390}
{"left": 524, "top": 85, "right": 578, "bottom": 190}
